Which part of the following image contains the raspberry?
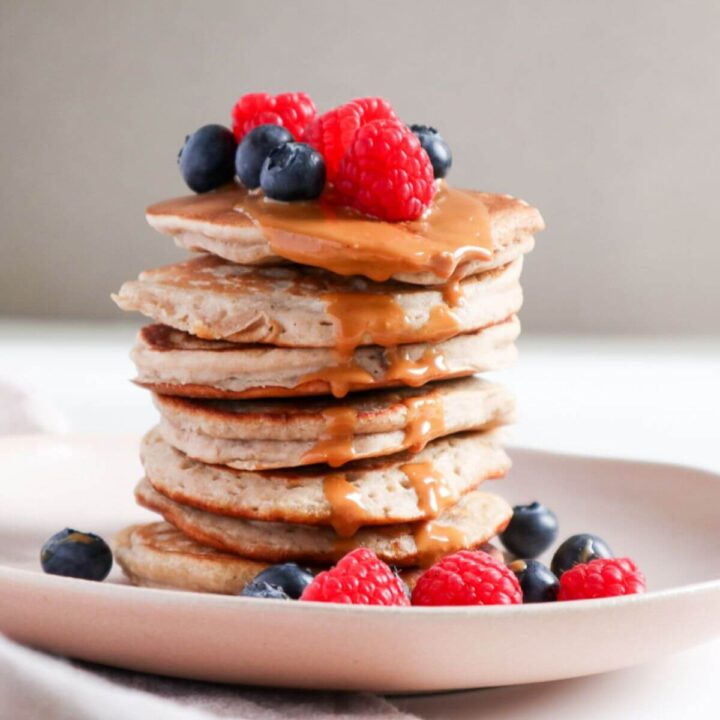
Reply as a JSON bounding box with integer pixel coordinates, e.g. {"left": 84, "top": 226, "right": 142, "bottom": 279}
{"left": 411, "top": 550, "right": 522, "bottom": 607}
{"left": 231, "top": 92, "right": 317, "bottom": 142}
{"left": 334, "top": 118, "right": 436, "bottom": 222}
{"left": 300, "top": 548, "right": 410, "bottom": 606}
{"left": 302, "top": 97, "right": 396, "bottom": 181}
{"left": 557, "top": 557, "right": 646, "bottom": 601}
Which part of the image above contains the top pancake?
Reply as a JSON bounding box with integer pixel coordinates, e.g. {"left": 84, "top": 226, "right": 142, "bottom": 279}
{"left": 146, "top": 185, "right": 543, "bottom": 285}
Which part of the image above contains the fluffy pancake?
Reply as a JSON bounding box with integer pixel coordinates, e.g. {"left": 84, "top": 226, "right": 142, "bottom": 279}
{"left": 145, "top": 185, "right": 543, "bottom": 285}
{"left": 141, "top": 428, "right": 510, "bottom": 527}
{"left": 131, "top": 316, "right": 520, "bottom": 399}
{"left": 135, "top": 479, "right": 512, "bottom": 566}
{"left": 114, "top": 522, "right": 505, "bottom": 594}
{"left": 153, "top": 377, "right": 515, "bottom": 470}
{"left": 112, "top": 254, "right": 523, "bottom": 348}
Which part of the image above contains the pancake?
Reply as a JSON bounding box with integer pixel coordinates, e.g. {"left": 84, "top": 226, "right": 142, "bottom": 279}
{"left": 112, "top": 254, "right": 523, "bottom": 348}
{"left": 145, "top": 185, "right": 543, "bottom": 285}
{"left": 114, "top": 522, "right": 505, "bottom": 594}
{"left": 141, "top": 428, "right": 510, "bottom": 528}
{"left": 135, "top": 478, "right": 512, "bottom": 567}
{"left": 131, "top": 316, "right": 520, "bottom": 399}
{"left": 153, "top": 377, "right": 515, "bottom": 470}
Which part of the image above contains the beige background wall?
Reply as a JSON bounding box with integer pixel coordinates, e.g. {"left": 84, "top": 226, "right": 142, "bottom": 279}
{"left": 1, "top": 0, "right": 718, "bottom": 334}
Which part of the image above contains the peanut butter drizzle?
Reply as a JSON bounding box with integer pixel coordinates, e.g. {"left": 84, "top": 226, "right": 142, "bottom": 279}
{"left": 402, "top": 392, "right": 445, "bottom": 452}
{"left": 385, "top": 347, "right": 451, "bottom": 387}
{"left": 322, "top": 294, "right": 459, "bottom": 356}
{"left": 301, "top": 407, "right": 358, "bottom": 467}
{"left": 441, "top": 277, "right": 465, "bottom": 307}
{"left": 298, "top": 359, "right": 375, "bottom": 399}
{"left": 414, "top": 521, "right": 469, "bottom": 567}
{"left": 402, "top": 462, "right": 453, "bottom": 517}
{"left": 323, "top": 473, "right": 372, "bottom": 538}
{"left": 228, "top": 183, "right": 493, "bottom": 282}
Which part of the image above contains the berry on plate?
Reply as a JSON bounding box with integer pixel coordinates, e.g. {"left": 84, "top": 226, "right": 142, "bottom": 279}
{"left": 40, "top": 528, "right": 113, "bottom": 581}
{"left": 235, "top": 124, "right": 294, "bottom": 189}
{"left": 411, "top": 550, "right": 522, "bottom": 607}
{"left": 302, "top": 97, "right": 397, "bottom": 181}
{"left": 300, "top": 548, "right": 410, "bottom": 605}
{"left": 551, "top": 533, "right": 613, "bottom": 577}
{"left": 178, "top": 124, "right": 237, "bottom": 193}
{"left": 509, "top": 559, "right": 559, "bottom": 603}
{"left": 241, "top": 580, "right": 291, "bottom": 600}
{"left": 260, "top": 142, "right": 326, "bottom": 201}
{"left": 249, "top": 562, "right": 314, "bottom": 599}
{"left": 334, "top": 118, "right": 436, "bottom": 222}
{"left": 231, "top": 92, "right": 317, "bottom": 142}
{"left": 557, "top": 557, "right": 646, "bottom": 600}
{"left": 500, "top": 501, "right": 559, "bottom": 558}
{"left": 410, "top": 125, "right": 453, "bottom": 179}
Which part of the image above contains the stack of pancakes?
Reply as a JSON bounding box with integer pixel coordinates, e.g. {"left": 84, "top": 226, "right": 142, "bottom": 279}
{"left": 112, "top": 184, "right": 544, "bottom": 593}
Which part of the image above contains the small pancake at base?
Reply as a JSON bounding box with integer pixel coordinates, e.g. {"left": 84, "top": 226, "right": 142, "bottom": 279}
{"left": 114, "top": 522, "right": 505, "bottom": 594}
{"left": 131, "top": 316, "right": 520, "bottom": 399}
{"left": 154, "top": 377, "right": 515, "bottom": 470}
{"left": 135, "top": 479, "right": 513, "bottom": 567}
{"left": 141, "top": 428, "right": 510, "bottom": 526}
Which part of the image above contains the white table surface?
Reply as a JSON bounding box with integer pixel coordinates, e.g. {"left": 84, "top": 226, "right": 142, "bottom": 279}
{"left": 1, "top": 320, "right": 719, "bottom": 718}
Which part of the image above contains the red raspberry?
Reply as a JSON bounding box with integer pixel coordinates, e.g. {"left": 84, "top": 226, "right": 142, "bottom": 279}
{"left": 334, "top": 118, "right": 436, "bottom": 222}
{"left": 231, "top": 92, "right": 317, "bottom": 142}
{"left": 300, "top": 548, "right": 410, "bottom": 606}
{"left": 412, "top": 550, "right": 522, "bottom": 607}
{"left": 302, "top": 97, "right": 396, "bottom": 181}
{"left": 557, "top": 557, "right": 646, "bottom": 601}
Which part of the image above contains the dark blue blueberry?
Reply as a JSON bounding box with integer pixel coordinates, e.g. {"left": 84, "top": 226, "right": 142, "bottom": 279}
{"left": 259, "top": 142, "right": 325, "bottom": 201}
{"left": 178, "top": 124, "right": 237, "bottom": 193}
{"left": 235, "top": 124, "right": 293, "bottom": 190}
{"left": 551, "top": 533, "right": 613, "bottom": 577}
{"left": 410, "top": 124, "right": 452, "bottom": 178}
{"left": 241, "top": 580, "right": 291, "bottom": 600}
{"left": 500, "top": 502, "right": 559, "bottom": 558}
{"left": 40, "top": 528, "right": 113, "bottom": 581}
{"left": 250, "top": 563, "right": 314, "bottom": 599}
{"left": 509, "top": 559, "right": 559, "bottom": 603}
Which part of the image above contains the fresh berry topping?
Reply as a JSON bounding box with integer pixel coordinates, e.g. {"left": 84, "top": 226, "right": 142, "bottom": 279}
{"left": 509, "top": 559, "right": 559, "bottom": 603}
{"left": 40, "top": 528, "right": 113, "bottom": 581}
{"left": 410, "top": 125, "right": 453, "bottom": 179}
{"left": 235, "top": 124, "right": 294, "bottom": 189}
{"left": 241, "top": 580, "right": 290, "bottom": 600}
{"left": 411, "top": 550, "right": 522, "bottom": 607}
{"left": 334, "top": 118, "right": 436, "bottom": 222}
{"left": 302, "top": 97, "right": 397, "bottom": 181}
{"left": 500, "top": 501, "right": 559, "bottom": 558}
{"left": 557, "top": 557, "right": 646, "bottom": 600}
{"left": 250, "top": 562, "right": 314, "bottom": 599}
{"left": 300, "top": 548, "right": 410, "bottom": 605}
{"left": 551, "top": 534, "right": 613, "bottom": 577}
{"left": 178, "top": 125, "right": 237, "bottom": 193}
{"left": 231, "top": 92, "right": 317, "bottom": 142}
{"left": 260, "top": 142, "right": 326, "bottom": 201}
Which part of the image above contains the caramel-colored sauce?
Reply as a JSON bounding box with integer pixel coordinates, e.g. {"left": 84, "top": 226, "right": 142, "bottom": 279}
{"left": 402, "top": 461, "right": 453, "bottom": 517}
{"left": 402, "top": 392, "right": 446, "bottom": 451}
{"left": 301, "top": 407, "right": 358, "bottom": 467}
{"left": 323, "top": 473, "right": 372, "bottom": 538}
{"left": 298, "top": 359, "right": 375, "bottom": 399}
{"left": 414, "top": 521, "right": 468, "bottom": 567}
{"left": 441, "top": 277, "right": 465, "bottom": 307}
{"left": 385, "top": 346, "right": 451, "bottom": 387}
{"left": 227, "top": 183, "right": 493, "bottom": 282}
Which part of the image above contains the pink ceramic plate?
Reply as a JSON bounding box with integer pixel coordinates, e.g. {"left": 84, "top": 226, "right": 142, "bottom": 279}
{"left": 0, "top": 434, "right": 718, "bottom": 692}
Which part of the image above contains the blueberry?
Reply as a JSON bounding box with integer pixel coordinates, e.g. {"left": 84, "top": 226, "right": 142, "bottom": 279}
{"left": 551, "top": 533, "right": 613, "bottom": 577}
{"left": 40, "top": 528, "right": 113, "bottom": 581}
{"left": 241, "top": 580, "right": 291, "bottom": 600}
{"left": 178, "top": 124, "right": 237, "bottom": 193}
{"left": 410, "top": 125, "right": 452, "bottom": 178}
{"left": 509, "top": 559, "right": 559, "bottom": 603}
{"left": 260, "top": 142, "right": 325, "bottom": 201}
{"left": 250, "top": 563, "right": 314, "bottom": 599}
{"left": 235, "top": 124, "right": 294, "bottom": 190}
{"left": 500, "top": 502, "right": 558, "bottom": 558}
